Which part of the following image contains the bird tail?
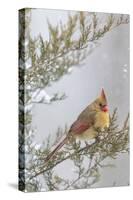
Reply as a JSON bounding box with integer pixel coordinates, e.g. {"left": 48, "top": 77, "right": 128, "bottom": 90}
{"left": 45, "top": 136, "right": 68, "bottom": 163}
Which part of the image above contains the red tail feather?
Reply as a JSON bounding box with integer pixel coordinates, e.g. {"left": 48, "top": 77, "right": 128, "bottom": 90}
{"left": 45, "top": 137, "right": 68, "bottom": 163}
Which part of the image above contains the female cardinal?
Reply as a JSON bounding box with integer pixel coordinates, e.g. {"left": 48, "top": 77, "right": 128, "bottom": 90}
{"left": 45, "top": 88, "right": 109, "bottom": 162}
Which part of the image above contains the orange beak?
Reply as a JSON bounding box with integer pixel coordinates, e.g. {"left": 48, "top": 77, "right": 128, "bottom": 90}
{"left": 101, "top": 105, "right": 109, "bottom": 112}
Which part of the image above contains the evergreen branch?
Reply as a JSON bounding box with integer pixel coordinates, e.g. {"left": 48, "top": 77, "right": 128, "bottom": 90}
{"left": 28, "top": 110, "right": 129, "bottom": 187}
{"left": 24, "top": 12, "right": 129, "bottom": 90}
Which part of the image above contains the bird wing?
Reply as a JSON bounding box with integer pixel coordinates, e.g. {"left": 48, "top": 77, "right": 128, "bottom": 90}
{"left": 69, "top": 119, "right": 91, "bottom": 135}
{"left": 69, "top": 107, "right": 96, "bottom": 135}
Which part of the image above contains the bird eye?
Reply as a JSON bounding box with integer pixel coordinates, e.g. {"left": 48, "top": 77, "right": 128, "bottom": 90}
{"left": 99, "top": 103, "right": 102, "bottom": 107}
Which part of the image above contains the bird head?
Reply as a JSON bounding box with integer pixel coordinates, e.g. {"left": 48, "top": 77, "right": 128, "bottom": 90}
{"left": 93, "top": 88, "right": 109, "bottom": 112}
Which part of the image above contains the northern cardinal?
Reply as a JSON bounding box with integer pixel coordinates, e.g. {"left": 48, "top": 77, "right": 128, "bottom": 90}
{"left": 45, "top": 88, "right": 109, "bottom": 162}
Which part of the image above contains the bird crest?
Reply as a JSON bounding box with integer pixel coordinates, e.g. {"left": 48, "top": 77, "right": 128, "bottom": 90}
{"left": 100, "top": 88, "right": 107, "bottom": 104}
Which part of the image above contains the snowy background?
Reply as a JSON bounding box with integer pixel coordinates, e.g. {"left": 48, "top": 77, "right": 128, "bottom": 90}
{"left": 29, "top": 9, "right": 129, "bottom": 188}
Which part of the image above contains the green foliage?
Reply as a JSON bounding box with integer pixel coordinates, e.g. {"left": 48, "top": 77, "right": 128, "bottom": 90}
{"left": 19, "top": 9, "right": 129, "bottom": 192}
